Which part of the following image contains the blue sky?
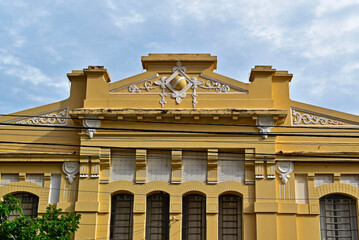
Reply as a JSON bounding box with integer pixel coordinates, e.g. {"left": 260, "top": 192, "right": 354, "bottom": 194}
{"left": 1, "top": 0, "right": 359, "bottom": 115}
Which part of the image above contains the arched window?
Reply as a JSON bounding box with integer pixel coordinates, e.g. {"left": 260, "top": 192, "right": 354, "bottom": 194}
{"left": 111, "top": 194, "right": 134, "bottom": 240}
{"left": 219, "top": 195, "right": 242, "bottom": 240}
{"left": 9, "top": 193, "right": 39, "bottom": 220}
{"left": 320, "top": 194, "right": 358, "bottom": 240}
{"left": 182, "top": 194, "right": 206, "bottom": 240}
{"left": 146, "top": 193, "right": 170, "bottom": 240}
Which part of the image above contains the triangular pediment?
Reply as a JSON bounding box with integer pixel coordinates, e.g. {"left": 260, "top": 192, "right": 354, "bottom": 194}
{"left": 1, "top": 107, "right": 69, "bottom": 126}
{"left": 109, "top": 61, "right": 248, "bottom": 108}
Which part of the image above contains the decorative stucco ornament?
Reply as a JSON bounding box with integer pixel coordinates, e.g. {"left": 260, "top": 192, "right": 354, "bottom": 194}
{"left": 83, "top": 115, "right": 101, "bottom": 139}
{"left": 126, "top": 61, "right": 236, "bottom": 108}
{"left": 256, "top": 115, "right": 274, "bottom": 139}
{"left": 0, "top": 107, "right": 69, "bottom": 127}
{"left": 276, "top": 161, "right": 294, "bottom": 184}
{"left": 291, "top": 109, "right": 344, "bottom": 126}
{"left": 62, "top": 162, "right": 80, "bottom": 184}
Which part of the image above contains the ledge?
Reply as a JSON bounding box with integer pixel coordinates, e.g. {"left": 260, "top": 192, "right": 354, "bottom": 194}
{"left": 70, "top": 108, "right": 287, "bottom": 120}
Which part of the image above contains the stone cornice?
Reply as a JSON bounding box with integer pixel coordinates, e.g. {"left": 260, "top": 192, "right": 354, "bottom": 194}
{"left": 70, "top": 108, "right": 287, "bottom": 121}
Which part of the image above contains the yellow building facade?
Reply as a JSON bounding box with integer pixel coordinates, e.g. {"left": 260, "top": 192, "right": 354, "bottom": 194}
{"left": 1, "top": 54, "right": 359, "bottom": 240}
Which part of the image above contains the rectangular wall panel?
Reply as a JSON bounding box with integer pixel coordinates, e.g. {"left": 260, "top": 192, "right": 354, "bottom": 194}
{"left": 1, "top": 174, "right": 19, "bottom": 185}
{"left": 295, "top": 174, "right": 308, "bottom": 204}
{"left": 218, "top": 151, "right": 244, "bottom": 182}
{"left": 147, "top": 150, "right": 171, "bottom": 182}
{"left": 49, "top": 174, "right": 61, "bottom": 203}
{"left": 314, "top": 174, "right": 334, "bottom": 187}
{"left": 341, "top": 175, "right": 359, "bottom": 188}
{"left": 111, "top": 150, "right": 136, "bottom": 182}
{"left": 26, "top": 174, "right": 44, "bottom": 187}
{"left": 182, "top": 150, "right": 207, "bottom": 182}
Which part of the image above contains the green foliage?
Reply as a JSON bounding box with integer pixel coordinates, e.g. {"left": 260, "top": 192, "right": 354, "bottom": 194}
{"left": 0, "top": 194, "right": 81, "bottom": 240}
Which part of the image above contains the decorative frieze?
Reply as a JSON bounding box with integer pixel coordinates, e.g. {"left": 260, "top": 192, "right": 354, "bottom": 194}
{"left": 3, "top": 107, "right": 69, "bottom": 126}
{"left": 291, "top": 108, "right": 346, "bottom": 126}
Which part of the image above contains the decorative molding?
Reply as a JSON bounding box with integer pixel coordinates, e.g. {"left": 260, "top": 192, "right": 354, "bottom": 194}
{"left": 256, "top": 115, "right": 274, "bottom": 139}
{"left": 267, "top": 162, "right": 276, "bottom": 179}
{"left": 2, "top": 107, "right": 69, "bottom": 126}
{"left": 110, "top": 74, "right": 159, "bottom": 93}
{"left": 113, "top": 61, "right": 248, "bottom": 108}
{"left": 290, "top": 108, "right": 357, "bottom": 126}
{"left": 62, "top": 162, "right": 80, "bottom": 184}
{"left": 255, "top": 162, "right": 264, "bottom": 179}
{"left": 83, "top": 115, "right": 101, "bottom": 139}
{"left": 199, "top": 74, "right": 248, "bottom": 93}
{"left": 276, "top": 161, "right": 294, "bottom": 184}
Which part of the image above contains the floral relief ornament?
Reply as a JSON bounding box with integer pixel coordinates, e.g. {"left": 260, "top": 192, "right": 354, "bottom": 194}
{"left": 275, "top": 161, "right": 294, "bottom": 184}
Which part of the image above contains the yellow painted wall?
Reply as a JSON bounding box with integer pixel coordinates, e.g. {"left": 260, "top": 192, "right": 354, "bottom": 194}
{"left": 0, "top": 54, "right": 359, "bottom": 239}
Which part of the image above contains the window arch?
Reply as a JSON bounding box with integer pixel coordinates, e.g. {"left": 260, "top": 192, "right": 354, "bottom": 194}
{"left": 110, "top": 194, "right": 134, "bottom": 240}
{"left": 146, "top": 192, "right": 170, "bottom": 240}
{"left": 182, "top": 194, "right": 206, "bottom": 240}
{"left": 219, "top": 194, "right": 242, "bottom": 240}
{"left": 9, "top": 192, "right": 39, "bottom": 220}
{"left": 320, "top": 194, "right": 358, "bottom": 240}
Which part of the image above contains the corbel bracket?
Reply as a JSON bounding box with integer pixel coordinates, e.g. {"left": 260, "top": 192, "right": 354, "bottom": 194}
{"left": 83, "top": 115, "right": 101, "bottom": 139}
{"left": 256, "top": 115, "right": 274, "bottom": 139}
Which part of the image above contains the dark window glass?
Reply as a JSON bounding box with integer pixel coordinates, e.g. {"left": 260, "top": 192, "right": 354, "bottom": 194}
{"left": 8, "top": 193, "right": 39, "bottom": 220}
{"left": 320, "top": 194, "right": 358, "bottom": 240}
{"left": 219, "top": 195, "right": 242, "bottom": 240}
{"left": 146, "top": 193, "right": 170, "bottom": 240}
{"left": 111, "top": 194, "right": 134, "bottom": 240}
{"left": 182, "top": 194, "right": 206, "bottom": 240}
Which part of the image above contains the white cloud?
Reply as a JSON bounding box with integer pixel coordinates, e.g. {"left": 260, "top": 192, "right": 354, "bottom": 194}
{"left": 315, "top": 0, "right": 359, "bottom": 17}
{"left": 112, "top": 11, "right": 145, "bottom": 29}
{"left": 342, "top": 62, "right": 359, "bottom": 73}
{"left": 0, "top": 50, "right": 66, "bottom": 87}
{"left": 105, "top": 1, "right": 145, "bottom": 29}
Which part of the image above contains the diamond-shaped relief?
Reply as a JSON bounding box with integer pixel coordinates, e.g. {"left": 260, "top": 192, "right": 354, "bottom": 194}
{"left": 125, "top": 61, "right": 238, "bottom": 108}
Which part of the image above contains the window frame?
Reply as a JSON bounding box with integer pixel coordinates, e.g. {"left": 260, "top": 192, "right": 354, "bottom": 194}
{"left": 320, "top": 194, "right": 358, "bottom": 240}
{"left": 110, "top": 193, "right": 134, "bottom": 240}
{"left": 8, "top": 192, "right": 39, "bottom": 220}
{"left": 218, "top": 194, "right": 242, "bottom": 240}
{"left": 182, "top": 194, "right": 206, "bottom": 240}
{"left": 145, "top": 192, "right": 170, "bottom": 240}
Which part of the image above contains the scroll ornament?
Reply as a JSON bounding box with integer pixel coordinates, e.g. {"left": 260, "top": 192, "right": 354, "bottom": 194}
{"left": 292, "top": 109, "right": 344, "bottom": 125}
